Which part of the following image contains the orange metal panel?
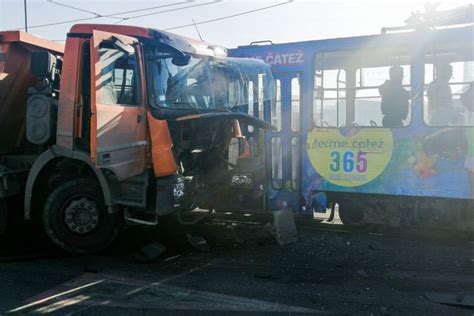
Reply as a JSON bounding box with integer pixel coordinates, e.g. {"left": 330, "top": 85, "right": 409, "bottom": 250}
{"left": 70, "top": 24, "right": 151, "bottom": 39}
{"left": 56, "top": 37, "right": 84, "bottom": 149}
{"left": 147, "top": 113, "right": 178, "bottom": 177}
{"left": 0, "top": 43, "right": 36, "bottom": 151}
{"left": 0, "top": 31, "right": 64, "bottom": 53}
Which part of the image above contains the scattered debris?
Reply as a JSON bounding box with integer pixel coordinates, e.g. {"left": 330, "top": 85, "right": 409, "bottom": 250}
{"left": 133, "top": 242, "right": 167, "bottom": 263}
{"left": 163, "top": 254, "right": 182, "bottom": 262}
{"left": 186, "top": 233, "right": 210, "bottom": 252}
{"left": 369, "top": 232, "right": 385, "bottom": 236}
{"left": 254, "top": 271, "right": 282, "bottom": 280}
{"left": 356, "top": 269, "right": 369, "bottom": 278}
{"left": 272, "top": 208, "right": 298, "bottom": 246}
{"left": 425, "top": 292, "right": 474, "bottom": 307}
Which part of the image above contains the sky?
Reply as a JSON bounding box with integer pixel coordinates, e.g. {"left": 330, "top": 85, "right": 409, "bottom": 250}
{"left": 0, "top": 0, "right": 472, "bottom": 47}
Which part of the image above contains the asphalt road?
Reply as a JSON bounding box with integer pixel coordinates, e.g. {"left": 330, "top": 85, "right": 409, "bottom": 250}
{"left": 0, "top": 212, "right": 473, "bottom": 315}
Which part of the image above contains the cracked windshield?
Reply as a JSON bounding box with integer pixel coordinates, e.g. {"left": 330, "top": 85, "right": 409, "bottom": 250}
{"left": 146, "top": 47, "right": 274, "bottom": 111}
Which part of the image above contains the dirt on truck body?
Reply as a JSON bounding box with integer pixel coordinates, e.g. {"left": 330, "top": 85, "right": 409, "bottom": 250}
{"left": 0, "top": 24, "right": 274, "bottom": 253}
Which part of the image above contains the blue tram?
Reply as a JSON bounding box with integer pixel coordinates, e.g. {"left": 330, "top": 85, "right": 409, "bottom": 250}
{"left": 230, "top": 6, "right": 474, "bottom": 230}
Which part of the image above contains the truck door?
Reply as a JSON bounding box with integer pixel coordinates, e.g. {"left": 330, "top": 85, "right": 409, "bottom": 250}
{"left": 90, "top": 30, "right": 147, "bottom": 180}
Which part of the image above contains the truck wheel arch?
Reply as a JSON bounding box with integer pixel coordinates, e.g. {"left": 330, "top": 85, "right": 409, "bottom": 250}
{"left": 24, "top": 146, "right": 113, "bottom": 220}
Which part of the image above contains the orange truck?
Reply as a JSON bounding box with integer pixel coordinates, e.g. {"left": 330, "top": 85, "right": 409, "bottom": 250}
{"left": 0, "top": 24, "right": 274, "bottom": 253}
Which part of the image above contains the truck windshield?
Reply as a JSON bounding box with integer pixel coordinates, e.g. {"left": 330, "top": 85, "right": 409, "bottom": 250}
{"left": 145, "top": 46, "right": 274, "bottom": 111}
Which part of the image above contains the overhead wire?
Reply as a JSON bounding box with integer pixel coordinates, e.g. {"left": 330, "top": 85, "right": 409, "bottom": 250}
{"left": 9, "top": 0, "right": 293, "bottom": 37}
{"left": 16, "top": 16, "right": 104, "bottom": 30}
{"left": 9, "top": 0, "right": 213, "bottom": 30}
{"left": 164, "top": 0, "right": 294, "bottom": 31}
{"left": 45, "top": 0, "right": 113, "bottom": 18}
{"left": 108, "top": 0, "right": 192, "bottom": 16}
{"left": 114, "top": 0, "right": 222, "bottom": 24}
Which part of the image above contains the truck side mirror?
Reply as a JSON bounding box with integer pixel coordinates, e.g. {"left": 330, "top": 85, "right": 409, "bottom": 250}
{"left": 172, "top": 54, "right": 191, "bottom": 66}
{"left": 31, "top": 51, "right": 57, "bottom": 78}
{"left": 112, "top": 37, "right": 135, "bottom": 56}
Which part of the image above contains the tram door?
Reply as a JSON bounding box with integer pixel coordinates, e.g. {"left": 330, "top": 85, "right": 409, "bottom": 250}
{"left": 266, "top": 72, "right": 302, "bottom": 211}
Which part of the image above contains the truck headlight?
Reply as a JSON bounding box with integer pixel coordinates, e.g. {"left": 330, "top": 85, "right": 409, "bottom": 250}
{"left": 173, "top": 180, "right": 185, "bottom": 199}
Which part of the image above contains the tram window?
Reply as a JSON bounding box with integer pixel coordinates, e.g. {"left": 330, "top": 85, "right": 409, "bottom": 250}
{"left": 424, "top": 60, "right": 474, "bottom": 126}
{"left": 258, "top": 74, "right": 264, "bottom": 120}
{"left": 291, "top": 77, "right": 301, "bottom": 131}
{"left": 354, "top": 65, "right": 411, "bottom": 127}
{"left": 313, "top": 69, "right": 346, "bottom": 127}
{"left": 272, "top": 79, "right": 282, "bottom": 131}
{"left": 271, "top": 137, "right": 283, "bottom": 189}
{"left": 291, "top": 137, "right": 300, "bottom": 190}
{"left": 248, "top": 81, "right": 254, "bottom": 132}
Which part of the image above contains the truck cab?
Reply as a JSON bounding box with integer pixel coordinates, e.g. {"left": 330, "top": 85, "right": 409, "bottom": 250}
{"left": 0, "top": 24, "right": 274, "bottom": 253}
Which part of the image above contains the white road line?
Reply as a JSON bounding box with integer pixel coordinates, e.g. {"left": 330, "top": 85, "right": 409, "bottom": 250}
{"left": 7, "top": 279, "right": 105, "bottom": 313}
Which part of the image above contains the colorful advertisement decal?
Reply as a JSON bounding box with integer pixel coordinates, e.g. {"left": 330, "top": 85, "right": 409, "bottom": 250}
{"left": 306, "top": 128, "right": 394, "bottom": 187}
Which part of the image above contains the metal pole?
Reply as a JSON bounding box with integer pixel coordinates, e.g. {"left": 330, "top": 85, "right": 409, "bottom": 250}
{"left": 24, "top": 0, "right": 28, "bottom": 32}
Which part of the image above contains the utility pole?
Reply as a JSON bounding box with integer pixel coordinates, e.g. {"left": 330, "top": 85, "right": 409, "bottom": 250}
{"left": 24, "top": 0, "right": 28, "bottom": 32}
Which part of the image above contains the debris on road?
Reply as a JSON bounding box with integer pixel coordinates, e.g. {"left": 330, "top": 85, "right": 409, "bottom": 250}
{"left": 133, "top": 242, "right": 167, "bottom": 263}
{"left": 425, "top": 292, "right": 474, "bottom": 308}
{"left": 186, "top": 233, "right": 210, "bottom": 252}
{"left": 254, "top": 271, "right": 282, "bottom": 280}
{"left": 1, "top": 214, "right": 473, "bottom": 315}
{"left": 356, "top": 269, "right": 369, "bottom": 278}
{"left": 273, "top": 208, "right": 298, "bottom": 246}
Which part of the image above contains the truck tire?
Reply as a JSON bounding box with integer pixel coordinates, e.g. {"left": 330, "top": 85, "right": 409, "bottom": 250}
{"left": 42, "top": 178, "right": 122, "bottom": 253}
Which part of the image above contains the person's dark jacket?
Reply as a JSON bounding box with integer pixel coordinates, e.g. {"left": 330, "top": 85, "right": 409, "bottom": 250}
{"left": 379, "top": 80, "right": 410, "bottom": 122}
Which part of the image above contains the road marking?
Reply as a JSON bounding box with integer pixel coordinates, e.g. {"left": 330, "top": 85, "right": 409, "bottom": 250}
{"left": 7, "top": 279, "right": 105, "bottom": 313}
{"left": 125, "top": 264, "right": 209, "bottom": 296}
{"left": 163, "top": 254, "right": 182, "bottom": 261}
{"left": 10, "top": 268, "right": 319, "bottom": 314}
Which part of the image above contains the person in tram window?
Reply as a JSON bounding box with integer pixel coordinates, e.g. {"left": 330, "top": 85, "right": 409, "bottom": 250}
{"left": 461, "top": 82, "right": 474, "bottom": 123}
{"left": 461, "top": 82, "right": 474, "bottom": 197}
{"left": 378, "top": 66, "right": 410, "bottom": 127}
{"left": 426, "top": 63, "right": 457, "bottom": 126}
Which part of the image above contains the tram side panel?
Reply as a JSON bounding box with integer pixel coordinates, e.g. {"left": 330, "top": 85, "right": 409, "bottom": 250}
{"left": 231, "top": 25, "right": 474, "bottom": 231}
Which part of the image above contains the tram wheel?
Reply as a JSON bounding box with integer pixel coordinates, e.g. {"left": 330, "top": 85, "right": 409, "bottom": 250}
{"left": 337, "top": 199, "right": 373, "bottom": 231}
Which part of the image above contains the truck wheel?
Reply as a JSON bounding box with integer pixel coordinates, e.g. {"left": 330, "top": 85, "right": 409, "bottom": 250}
{"left": 337, "top": 199, "right": 372, "bottom": 231}
{"left": 43, "top": 178, "right": 122, "bottom": 253}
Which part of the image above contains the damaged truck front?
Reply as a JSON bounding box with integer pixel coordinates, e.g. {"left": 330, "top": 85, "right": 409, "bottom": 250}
{"left": 0, "top": 25, "right": 274, "bottom": 253}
